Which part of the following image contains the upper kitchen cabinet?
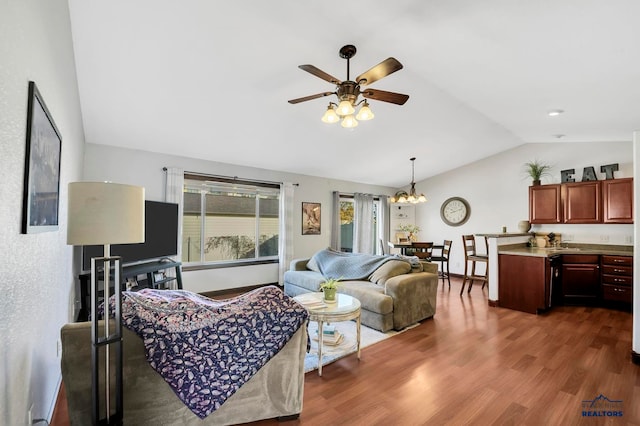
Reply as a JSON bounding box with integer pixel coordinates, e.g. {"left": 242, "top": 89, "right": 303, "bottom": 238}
{"left": 529, "top": 184, "right": 562, "bottom": 224}
{"left": 602, "top": 177, "right": 633, "bottom": 223}
{"left": 563, "top": 181, "right": 601, "bottom": 224}
{"left": 529, "top": 179, "right": 633, "bottom": 224}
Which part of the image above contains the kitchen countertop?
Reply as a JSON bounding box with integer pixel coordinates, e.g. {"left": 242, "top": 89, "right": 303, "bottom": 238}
{"left": 499, "top": 244, "right": 633, "bottom": 258}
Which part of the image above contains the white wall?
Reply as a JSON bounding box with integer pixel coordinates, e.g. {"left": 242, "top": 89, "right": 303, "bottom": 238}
{"left": 633, "top": 132, "right": 639, "bottom": 359}
{"left": 82, "top": 143, "right": 397, "bottom": 293}
{"left": 0, "top": 1, "right": 85, "bottom": 424}
{"left": 414, "top": 141, "right": 633, "bottom": 275}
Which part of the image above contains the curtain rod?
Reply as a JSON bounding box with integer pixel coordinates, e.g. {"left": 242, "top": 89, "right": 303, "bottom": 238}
{"left": 163, "top": 168, "right": 299, "bottom": 186}
{"left": 337, "top": 191, "right": 388, "bottom": 199}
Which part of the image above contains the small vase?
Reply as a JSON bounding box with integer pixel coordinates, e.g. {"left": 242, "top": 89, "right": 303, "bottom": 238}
{"left": 518, "top": 220, "right": 531, "bottom": 233}
{"left": 408, "top": 232, "right": 417, "bottom": 242}
{"left": 532, "top": 179, "right": 541, "bottom": 186}
{"left": 323, "top": 287, "right": 337, "bottom": 303}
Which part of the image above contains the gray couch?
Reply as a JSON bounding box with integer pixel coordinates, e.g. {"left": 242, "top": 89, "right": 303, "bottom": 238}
{"left": 284, "top": 256, "right": 438, "bottom": 332}
{"left": 61, "top": 321, "right": 307, "bottom": 425}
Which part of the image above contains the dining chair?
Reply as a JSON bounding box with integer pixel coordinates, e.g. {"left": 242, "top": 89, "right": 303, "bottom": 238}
{"left": 430, "top": 240, "right": 452, "bottom": 288}
{"left": 460, "top": 235, "right": 488, "bottom": 295}
{"left": 410, "top": 242, "right": 433, "bottom": 261}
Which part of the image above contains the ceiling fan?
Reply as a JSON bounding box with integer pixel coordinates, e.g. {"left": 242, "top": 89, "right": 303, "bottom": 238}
{"left": 288, "top": 45, "right": 410, "bottom": 128}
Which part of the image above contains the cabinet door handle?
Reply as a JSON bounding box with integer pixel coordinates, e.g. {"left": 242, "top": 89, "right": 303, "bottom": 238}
{"left": 613, "top": 269, "right": 625, "bottom": 273}
{"left": 613, "top": 259, "right": 626, "bottom": 263}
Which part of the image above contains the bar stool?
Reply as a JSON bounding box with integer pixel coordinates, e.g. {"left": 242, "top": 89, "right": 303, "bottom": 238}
{"left": 430, "top": 240, "right": 452, "bottom": 288}
{"left": 460, "top": 235, "right": 488, "bottom": 295}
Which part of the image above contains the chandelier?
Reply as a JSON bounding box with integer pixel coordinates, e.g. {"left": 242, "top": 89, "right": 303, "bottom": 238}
{"left": 390, "top": 157, "right": 427, "bottom": 203}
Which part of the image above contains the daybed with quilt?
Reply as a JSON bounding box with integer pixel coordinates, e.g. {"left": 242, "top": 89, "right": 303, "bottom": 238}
{"left": 60, "top": 286, "right": 308, "bottom": 425}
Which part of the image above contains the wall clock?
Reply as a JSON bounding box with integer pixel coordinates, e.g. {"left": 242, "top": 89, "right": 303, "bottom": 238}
{"left": 440, "top": 197, "right": 471, "bottom": 226}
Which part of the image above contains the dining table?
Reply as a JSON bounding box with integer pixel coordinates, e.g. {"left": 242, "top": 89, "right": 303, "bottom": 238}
{"left": 387, "top": 241, "right": 444, "bottom": 256}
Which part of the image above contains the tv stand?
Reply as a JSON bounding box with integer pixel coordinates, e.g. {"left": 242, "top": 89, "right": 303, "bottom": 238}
{"left": 77, "top": 258, "right": 183, "bottom": 322}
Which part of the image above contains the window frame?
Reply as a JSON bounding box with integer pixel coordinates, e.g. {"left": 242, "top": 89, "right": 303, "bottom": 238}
{"left": 182, "top": 173, "right": 280, "bottom": 270}
{"left": 338, "top": 194, "right": 383, "bottom": 255}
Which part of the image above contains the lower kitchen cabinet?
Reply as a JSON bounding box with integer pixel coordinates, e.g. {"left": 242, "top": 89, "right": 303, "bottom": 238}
{"left": 498, "top": 254, "right": 551, "bottom": 314}
{"left": 561, "top": 254, "right": 600, "bottom": 305}
{"left": 601, "top": 255, "right": 633, "bottom": 306}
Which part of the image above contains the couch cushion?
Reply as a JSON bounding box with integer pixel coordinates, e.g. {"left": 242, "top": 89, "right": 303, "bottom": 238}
{"left": 284, "top": 270, "right": 324, "bottom": 292}
{"left": 369, "top": 260, "right": 412, "bottom": 285}
{"left": 339, "top": 281, "right": 394, "bottom": 315}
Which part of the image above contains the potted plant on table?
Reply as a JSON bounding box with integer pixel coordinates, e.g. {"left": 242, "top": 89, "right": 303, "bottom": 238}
{"left": 320, "top": 277, "right": 341, "bottom": 303}
{"left": 524, "top": 160, "right": 552, "bottom": 186}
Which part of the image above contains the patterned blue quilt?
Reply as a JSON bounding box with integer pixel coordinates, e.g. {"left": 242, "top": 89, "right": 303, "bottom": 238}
{"left": 108, "top": 286, "right": 308, "bottom": 418}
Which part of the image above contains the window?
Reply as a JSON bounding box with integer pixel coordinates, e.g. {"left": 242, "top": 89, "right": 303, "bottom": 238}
{"left": 182, "top": 176, "right": 279, "bottom": 266}
{"left": 338, "top": 196, "right": 381, "bottom": 254}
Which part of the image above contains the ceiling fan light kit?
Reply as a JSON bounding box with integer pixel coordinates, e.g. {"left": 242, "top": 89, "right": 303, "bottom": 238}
{"left": 390, "top": 157, "right": 427, "bottom": 204}
{"left": 289, "top": 45, "right": 409, "bottom": 128}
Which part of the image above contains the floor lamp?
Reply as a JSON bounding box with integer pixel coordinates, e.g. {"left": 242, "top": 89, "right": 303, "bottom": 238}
{"left": 67, "top": 182, "right": 145, "bottom": 425}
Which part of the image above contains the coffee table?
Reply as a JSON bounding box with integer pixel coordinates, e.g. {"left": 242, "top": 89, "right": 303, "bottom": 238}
{"left": 294, "top": 292, "right": 361, "bottom": 376}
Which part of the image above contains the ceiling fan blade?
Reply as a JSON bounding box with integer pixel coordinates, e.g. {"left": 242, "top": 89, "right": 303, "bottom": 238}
{"left": 298, "top": 65, "right": 342, "bottom": 85}
{"left": 288, "top": 92, "right": 335, "bottom": 104}
{"left": 356, "top": 58, "right": 403, "bottom": 86}
{"left": 361, "top": 88, "right": 410, "bottom": 105}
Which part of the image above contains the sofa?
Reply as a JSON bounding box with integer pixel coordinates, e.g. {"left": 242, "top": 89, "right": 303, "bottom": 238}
{"left": 284, "top": 251, "right": 439, "bottom": 332}
{"left": 60, "top": 289, "right": 307, "bottom": 425}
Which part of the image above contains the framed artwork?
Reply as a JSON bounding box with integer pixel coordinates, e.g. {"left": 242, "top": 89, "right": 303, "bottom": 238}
{"left": 21, "top": 81, "right": 62, "bottom": 234}
{"left": 302, "top": 202, "right": 321, "bottom": 235}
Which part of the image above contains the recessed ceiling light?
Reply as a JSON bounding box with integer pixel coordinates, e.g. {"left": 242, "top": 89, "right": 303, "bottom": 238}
{"left": 552, "top": 134, "right": 565, "bottom": 139}
{"left": 548, "top": 109, "right": 564, "bottom": 117}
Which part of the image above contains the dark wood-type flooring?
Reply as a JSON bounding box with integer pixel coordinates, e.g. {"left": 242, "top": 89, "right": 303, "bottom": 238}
{"left": 52, "top": 276, "right": 639, "bottom": 425}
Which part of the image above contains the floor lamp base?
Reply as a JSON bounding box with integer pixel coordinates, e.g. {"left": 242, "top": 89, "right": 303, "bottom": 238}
{"left": 91, "top": 255, "right": 124, "bottom": 426}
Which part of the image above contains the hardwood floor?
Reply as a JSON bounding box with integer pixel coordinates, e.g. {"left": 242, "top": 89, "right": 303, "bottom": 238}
{"left": 52, "top": 277, "right": 639, "bottom": 425}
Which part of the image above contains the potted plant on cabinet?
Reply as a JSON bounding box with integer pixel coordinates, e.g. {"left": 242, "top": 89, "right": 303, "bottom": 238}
{"left": 320, "top": 277, "right": 341, "bottom": 303}
{"left": 398, "top": 224, "right": 421, "bottom": 242}
{"left": 525, "top": 160, "right": 551, "bottom": 186}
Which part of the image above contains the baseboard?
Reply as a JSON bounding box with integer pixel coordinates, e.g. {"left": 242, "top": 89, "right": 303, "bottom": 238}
{"left": 632, "top": 350, "right": 640, "bottom": 365}
{"left": 199, "top": 282, "right": 278, "bottom": 299}
{"left": 488, "top": 299, "right": 499, "bottom": 307}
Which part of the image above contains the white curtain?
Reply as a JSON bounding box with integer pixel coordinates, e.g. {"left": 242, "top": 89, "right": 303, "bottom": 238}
{"left": 164, "top": 167, "right": 184, "bottom": 287}
{"left": 330, "top": 191, "right": 341, "bottom": 251}
{"left": 278, "top": 182, "right": 295, "bottom": 285}
{"left": 378, "top": 195, "right": 389, "bottom": 254}
{"left": 353, "top": 193, "right": 374, "bottom": 254}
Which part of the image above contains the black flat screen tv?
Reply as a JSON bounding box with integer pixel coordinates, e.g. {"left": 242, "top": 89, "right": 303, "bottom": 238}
{"left": 82, "top": 200, "right": 179, "bottom": 271}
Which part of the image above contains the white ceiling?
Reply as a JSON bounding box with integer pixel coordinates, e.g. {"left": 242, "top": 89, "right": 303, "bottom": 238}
{"left": 67, "top": 0, "right": 640, "bottom": 187}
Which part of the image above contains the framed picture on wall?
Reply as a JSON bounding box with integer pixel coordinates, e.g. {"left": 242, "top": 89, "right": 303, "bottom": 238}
{"left": 21, "top": 81, "right": 62, "bottom": 234}
{"left": 302, "top": 202, "right": 321, "bottom": 235}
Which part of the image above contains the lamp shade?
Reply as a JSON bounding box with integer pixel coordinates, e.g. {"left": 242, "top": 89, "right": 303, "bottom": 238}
{"left": 67, "top": 182, "right": 145, "bottom": 246}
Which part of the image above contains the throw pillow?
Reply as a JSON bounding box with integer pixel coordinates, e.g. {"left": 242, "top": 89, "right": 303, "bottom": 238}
{"left": 369, "top": 260, "right": 412, "bottom": 285}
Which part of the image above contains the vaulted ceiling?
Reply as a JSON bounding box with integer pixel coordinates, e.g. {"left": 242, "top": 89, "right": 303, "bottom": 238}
{"left": 68, "top": 0, "right": 640, "bottom": 187}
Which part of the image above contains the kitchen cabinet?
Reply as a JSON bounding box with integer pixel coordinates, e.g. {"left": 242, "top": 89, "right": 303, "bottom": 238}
{"left": 498, "top": 254, "right": 551, "bottom": 314}
{"left": 602, "top": 178, "right": 633, "bottom": 223}
{"left": 529, "top": 184, "right": 562, "bottom": 224}
{"left": 529, "top": 179, "right": 632, "bottom": 224}
{"left": 561, "top": 254, "right": 600, "bottom": 305}
{"left": 562, "top": 181, "right": 601, "bottom": 224}
{"left": 601, "top": 255, "right": 633, "bottom": 306}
